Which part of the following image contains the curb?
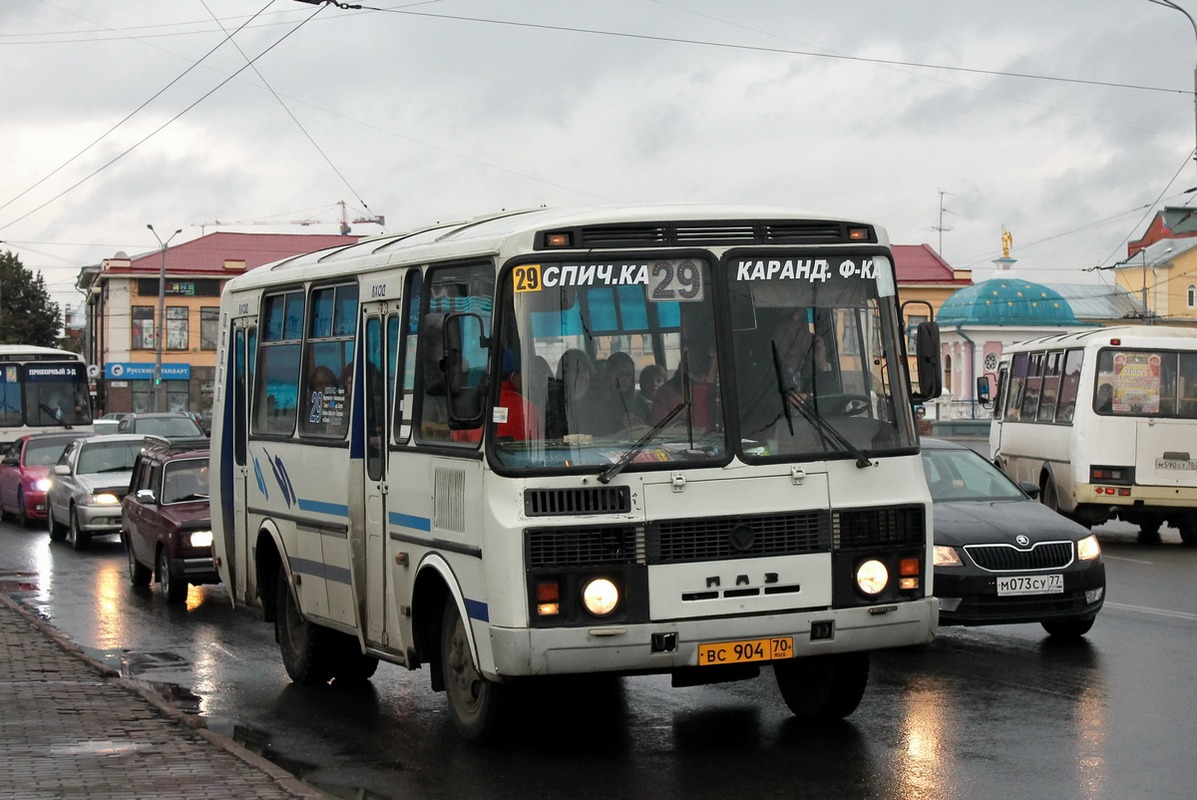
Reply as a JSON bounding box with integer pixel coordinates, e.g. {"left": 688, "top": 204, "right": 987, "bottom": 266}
{"left": 0, "top": 592, "right": 330, "bottom": 800}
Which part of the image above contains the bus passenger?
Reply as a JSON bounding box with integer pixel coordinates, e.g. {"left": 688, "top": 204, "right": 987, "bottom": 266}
{"left": 583, "top": 351, "right": 643, "bottom": 435}
{"left": 546, "top": 349, "right": 593, "bottom": 439}
{"left": 635, "top": 364, "right": 666, "bottom": 421}
{"left": 495, "top": 350, "right": 541, "bottom": 441}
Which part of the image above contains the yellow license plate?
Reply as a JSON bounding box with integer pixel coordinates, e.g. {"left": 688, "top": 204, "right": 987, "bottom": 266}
{"left": 698, "top": 636, "right": 793, "bottom": 666}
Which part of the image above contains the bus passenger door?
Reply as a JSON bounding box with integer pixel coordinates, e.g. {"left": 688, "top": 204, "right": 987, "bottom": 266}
{"left": 362, "top": 314, "right": 392, "bottom": 647}
{"left": 230, "top": 324, "right": 256, "bottom": 603}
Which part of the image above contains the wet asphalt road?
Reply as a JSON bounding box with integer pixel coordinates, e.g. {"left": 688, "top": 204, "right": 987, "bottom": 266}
{"left": 1, "top": 519, "right": 1195, "bottom": 800}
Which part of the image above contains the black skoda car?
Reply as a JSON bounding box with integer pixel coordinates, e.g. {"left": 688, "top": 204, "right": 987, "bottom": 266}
{"left": 922, "top": 438, "right": 1105, "bottom": 639}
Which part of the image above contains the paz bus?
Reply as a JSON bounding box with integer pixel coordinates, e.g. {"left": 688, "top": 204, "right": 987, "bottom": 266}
{"left": 0, "top": 344, "right": 93, "bottom": 446}
{"left": 985, "top": 325, "right": 1197, "bottom": 544}
{"left": 209, "top": 205, "right": 943, "bottom": 742}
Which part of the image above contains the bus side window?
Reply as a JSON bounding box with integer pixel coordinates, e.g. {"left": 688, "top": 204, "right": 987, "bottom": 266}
{"left": 416, "top": 263, "right": 495, "bottom": 445}
{"left": 1055, "top": 348, "right": 1083, "bottom": 424}
{"left": 298, "top": 283, "right": 357, "bottom": 439}
{"left": 254, "top": 290, "right": 304, "bottom": 436}
{"left": 394, "top": 270, "right": 422, "bottom": 444}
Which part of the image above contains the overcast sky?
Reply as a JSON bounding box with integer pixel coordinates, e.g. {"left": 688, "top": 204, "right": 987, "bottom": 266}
{"left": 3, "top": 0, "right": 1197, "bottom": 314}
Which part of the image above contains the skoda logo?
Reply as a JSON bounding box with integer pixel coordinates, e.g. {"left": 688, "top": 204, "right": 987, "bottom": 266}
{"left": 1016, "top": 535, "right": 1030, "bottom": 547}
{"left": 728, "top": 523, "right": 755, "bottom": 553}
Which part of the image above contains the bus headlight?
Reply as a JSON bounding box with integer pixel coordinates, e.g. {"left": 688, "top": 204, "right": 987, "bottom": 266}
{"left": 582, "top": 577, "right": 619, "bottom": 617}
{"left": 855, "top": 559, "right": 889, "bottom": 596}
{"left": 1076, "top": 534, "right": 1102, "bottom": 561}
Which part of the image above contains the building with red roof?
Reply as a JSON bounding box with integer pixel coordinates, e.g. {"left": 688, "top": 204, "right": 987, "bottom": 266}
{"left": 76, "top": 232, "right": 359, "bottom": 418}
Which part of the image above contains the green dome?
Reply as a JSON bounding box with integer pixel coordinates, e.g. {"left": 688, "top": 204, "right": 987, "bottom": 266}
{"left": 937, "top": 278, "right": 1079, "bottom": 326}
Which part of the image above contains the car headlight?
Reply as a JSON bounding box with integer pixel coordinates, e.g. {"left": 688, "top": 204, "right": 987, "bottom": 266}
{"left": 1076, "top": 534, "right": 1102, "bottom": 561}
{"left": 189, "top": 530, "right": 214, "bottom": 548}
{"left": 87, "top": 493, "right": 120, "bottom": 505}
{"left": 855, "top": 559, "right": 889, "bottom": 596}
{"left": 581, "top": 577, "right": 619, "bottom": 617}
{"left": 33, "top": 478, "right": 52, "bottom": 492}
{"left": 933, "top": 546, "right": 963, "bottom": 567}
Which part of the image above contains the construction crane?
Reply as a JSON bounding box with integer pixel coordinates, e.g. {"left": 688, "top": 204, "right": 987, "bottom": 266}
{"left": 196, "top": 200, "right": 385, "bottom": 236}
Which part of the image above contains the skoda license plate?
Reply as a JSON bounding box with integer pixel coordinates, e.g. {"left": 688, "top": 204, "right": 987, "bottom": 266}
{"left": 698, "top": 636, "right": 793, "bottom": 666}
{"left": 997, "top": 574, "right": 1064, "bottom": 596}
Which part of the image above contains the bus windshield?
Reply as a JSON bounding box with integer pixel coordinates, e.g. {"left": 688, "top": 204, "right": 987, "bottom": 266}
{"left": 491, "top": 257, "right": 725, "bottom": 471}
{"left": 488, "top": 251, "right": 914, "bottom": 472}
{"left": 0, "top": 361, "right": 92, "bottom": 429}
{"left": 727, "top": 253, "right": 913, "bottom": 459}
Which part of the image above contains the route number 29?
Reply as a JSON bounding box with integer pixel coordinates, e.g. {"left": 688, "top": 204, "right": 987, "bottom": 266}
{"left": 513, "top": 265, "right": 542, "bottom": 293}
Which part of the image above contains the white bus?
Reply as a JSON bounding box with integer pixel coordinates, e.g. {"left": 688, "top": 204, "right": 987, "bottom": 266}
{"left": 209, "top": 205, "right": 943, "bottom": 742}
{"left": 985, "top": 325, "right": 1197, "bottom": 544}
{"left": 0, "top": 344, "right": 93, "bottom": 445}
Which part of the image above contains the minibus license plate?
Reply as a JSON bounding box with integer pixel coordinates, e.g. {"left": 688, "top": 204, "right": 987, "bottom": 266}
{"left": 997, "top": 574, "right": 1064, "bottom": 596}
{"left": 698, "top": 636, "right": 793, "bottom": 666}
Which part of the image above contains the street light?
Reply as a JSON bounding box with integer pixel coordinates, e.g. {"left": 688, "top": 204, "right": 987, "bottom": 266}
{"left": 146, "top": 224, "right": 182, "bottom": 413}
{"left": 1150, "top": 0, "right": 1197, "bottom": 178}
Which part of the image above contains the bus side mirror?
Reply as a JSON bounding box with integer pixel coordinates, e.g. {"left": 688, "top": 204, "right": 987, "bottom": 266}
{"left": 442, "top": 312, "right": 490, "bottom": 429}
{"left": 421, "top": 314, "right": 448, "bottom": 397}
{"left": 910, "top": 321, "right": 942, "bottom": 403}
{"left": 976, "top": 375, "right": 992, "bottom": 407}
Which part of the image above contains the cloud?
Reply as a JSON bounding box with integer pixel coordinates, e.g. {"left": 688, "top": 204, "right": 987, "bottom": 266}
{"left": 2, "top": 0, "right": 1196, "bottom": 310}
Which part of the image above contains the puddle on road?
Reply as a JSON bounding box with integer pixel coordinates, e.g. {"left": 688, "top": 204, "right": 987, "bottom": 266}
{"left": 0, "top": 571, "right": 40, "bottom": 593}
{"left": 207, "top": 716, "right": 395, "bottom": 800}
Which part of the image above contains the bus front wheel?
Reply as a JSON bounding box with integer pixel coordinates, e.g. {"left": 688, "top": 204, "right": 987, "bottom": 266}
{"left": 774, "top": 652, "right": 869, "bottom": 721}
{"left": 441, "top": 595, "right": 508, "bottom": 744}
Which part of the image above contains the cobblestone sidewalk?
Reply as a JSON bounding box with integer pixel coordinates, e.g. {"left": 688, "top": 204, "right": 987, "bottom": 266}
{"left": 0, "top": 593, "right": 328, "bottom": 800}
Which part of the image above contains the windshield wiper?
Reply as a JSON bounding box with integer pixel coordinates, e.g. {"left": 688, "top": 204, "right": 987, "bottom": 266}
{"left": 598, "top": 355, "right": 692, "bottom": 485}
{"left": 597, "top": 401, "right": 688, "bottom": 484}
{"left": 771, "top": 341, "right": 794, "bottom": 436}
{"left": 789, "top": 392, "right": 874, "bottom": 469}
{"left": 39, "top": 402, "right": 72, "bottom": 429}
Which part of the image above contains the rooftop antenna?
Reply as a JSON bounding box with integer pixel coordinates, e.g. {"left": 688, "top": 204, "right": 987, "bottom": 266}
{"left": 932, "top": 189, "right": 955, "bottom": 257}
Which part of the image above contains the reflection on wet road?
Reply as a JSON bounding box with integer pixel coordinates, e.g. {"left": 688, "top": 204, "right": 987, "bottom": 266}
{"left": 2, "top": 522, "right": 1195, "bottom": 799}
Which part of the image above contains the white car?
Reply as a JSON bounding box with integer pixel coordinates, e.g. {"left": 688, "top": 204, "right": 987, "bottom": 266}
{"left": 46, "top": 434, "right": 153, "bottom": 551}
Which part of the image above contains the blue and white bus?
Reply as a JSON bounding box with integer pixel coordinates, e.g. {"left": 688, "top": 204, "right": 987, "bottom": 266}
{"left": 209, "top": 205, "right": 943, "bottom": 742}
{"left": 0, "top": 344, "right": 93, "bottom": 445}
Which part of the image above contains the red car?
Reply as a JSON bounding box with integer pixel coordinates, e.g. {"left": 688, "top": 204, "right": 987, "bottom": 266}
{"left": 0, "top": 433, "right": 87, "bottom": 527}
{"left": 122, "top": 442, "right": 219, "bottom": 603}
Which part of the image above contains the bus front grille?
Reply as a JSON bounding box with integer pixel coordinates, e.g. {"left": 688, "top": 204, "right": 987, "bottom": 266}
{"left": 648, "top": 511, "right": 831, "bottom": 564}
{"left": 834, "top": 504, "right": 925, "bottom": 551}
{"left": 527, "top": 526, "right": 642, "bottom": 568}
{"left": 524, "top": 486, "right": 631, "bottom": 517}
{"left": 964, "top": 541, "right": 1075, "bottom": 572}
{"left": 525, "top": 504, "right": 924, "bottom": 569}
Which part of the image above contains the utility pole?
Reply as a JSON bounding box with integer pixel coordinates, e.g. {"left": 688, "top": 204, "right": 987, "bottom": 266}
{"left": 1150, "top": 0, "right": 1197, "bottom": 179}
{"left": 146, "top": 224, "right": 182, "bottom": 413}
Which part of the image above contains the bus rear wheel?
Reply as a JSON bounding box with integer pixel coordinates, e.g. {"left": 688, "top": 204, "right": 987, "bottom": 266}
{"left": 276, "top": 565, "right": 333, "bottom": 685}
{"left": 441, "top": 595, "right": 508, "bottom": 744}
{"left": 774, "top": 652, "right": 870, "bottom": 721}
{"left": 1040, "top": 473, "right": 1060, "bottom": 514}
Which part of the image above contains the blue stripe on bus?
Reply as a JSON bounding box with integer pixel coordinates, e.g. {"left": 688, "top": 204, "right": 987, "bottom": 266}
{"left": 390, "top": 512, "right": 431, "bottom": 532}
{"left": 465, "top": 598, "right": 489, "bottom": 622}
{"left": 287, "top": 556, "right": 352, "bottom": 585}
{"left": 297, "top": 498, "right": 350, "bottom": 517}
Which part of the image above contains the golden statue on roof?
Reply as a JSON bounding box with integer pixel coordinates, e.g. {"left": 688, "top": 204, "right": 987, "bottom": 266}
{"left": 1001, "top": 226, "right": 1013, "bottom": 259}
